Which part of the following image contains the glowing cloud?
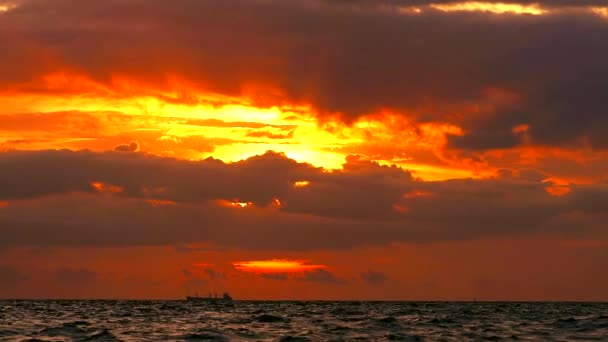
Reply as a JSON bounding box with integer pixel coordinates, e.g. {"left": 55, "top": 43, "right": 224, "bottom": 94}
{"left": 397, "top": 6, "right": 423, "bottom": 15}
{"left": 404, "top": 190, "right": 435, "bottom": 199}
{"left": 512, "top": 124, "right": 531, "bottom": 134}
{"left": 0, "top": 2, "right": 16, "bottom": 13}
{"left": 91, "top": 182, "right": 123, "bottom": 194}
{"left": 146, "top": 199, "right": 177, "bottom": 207}
{"left": 233, "top": 259, "right": 326, "bottom": 273}
{"left": 591, "top": 7, "right": 608, "bottom": 18}
{"left": 545, "top": 186, "right": 571, "bottom": 197}
{"left": 294, "top": 181, "right": 311, "bottom": 188}
{"left": 430, "top": 2, "right": 546, "bottom": 15}
{"left": 232, "top": 201, "right": 253, "bottom": 208}
{"left": 215, "top": 200, "right": 255, "bottom": 208}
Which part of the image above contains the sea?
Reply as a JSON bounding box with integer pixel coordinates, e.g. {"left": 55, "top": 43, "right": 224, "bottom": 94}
{"left": 0, "top": 301, "right": 607, "bottom": 341}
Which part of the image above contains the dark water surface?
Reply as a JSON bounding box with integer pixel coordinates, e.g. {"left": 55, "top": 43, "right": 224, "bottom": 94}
{"left": 1, "top": 301, "right": 607, "bottom": 341}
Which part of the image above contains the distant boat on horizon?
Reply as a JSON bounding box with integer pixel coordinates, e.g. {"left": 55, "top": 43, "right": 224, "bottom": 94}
{"left": 186, "top": 292, "right": 233, "bottom": 302}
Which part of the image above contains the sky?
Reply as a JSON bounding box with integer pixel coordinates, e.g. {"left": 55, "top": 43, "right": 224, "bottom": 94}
{"left": 1, "top": 0, "right": 607, "bottom": 300}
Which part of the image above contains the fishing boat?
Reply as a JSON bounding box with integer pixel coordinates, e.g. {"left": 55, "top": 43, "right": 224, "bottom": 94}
{"left": 186, "top": 292, "right": 233, "bottom": 302}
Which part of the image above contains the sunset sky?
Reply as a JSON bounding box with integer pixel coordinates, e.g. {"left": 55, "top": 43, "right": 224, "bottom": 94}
{"left": 1, "top": 0, "right": 607, "bottom": 301}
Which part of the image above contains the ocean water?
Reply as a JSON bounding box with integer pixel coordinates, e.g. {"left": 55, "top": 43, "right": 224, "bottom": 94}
{"left": 0, "top": 301, "right": 607, "bottom": 341}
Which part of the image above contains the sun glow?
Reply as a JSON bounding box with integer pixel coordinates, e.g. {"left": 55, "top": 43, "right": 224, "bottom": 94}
{"left": 233, "top": 259, "right": 326, "bottom": 273}
{"left": 0, "top": 72, "right": 495, "bottom": 181}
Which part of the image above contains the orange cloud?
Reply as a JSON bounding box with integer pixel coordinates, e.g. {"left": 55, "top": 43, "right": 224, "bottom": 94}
{"left": 215, "top": 200, "right": 255, "bottom": 209}
{"left": 545, "top": 186, "right": 571, "bottom": 197}
{"left": 90, "top": 182, "right": 123, "bottom": 194}
{"left": 591, "top": 7, "right": 608, "bottom": 18}
{"left": 430, "top": 2, "right": 546, "bottom": 15}
{"left": 404, "top": 190, "right": 435, "bottom": 199}
{"left": 146, "top": 199, "right": 177, "bottom": 207}
{"left": 294, "top": 181, "right": 311, "bottom": 188}
{"left": 233, "top": 259, "right": 326, "bottom": 273}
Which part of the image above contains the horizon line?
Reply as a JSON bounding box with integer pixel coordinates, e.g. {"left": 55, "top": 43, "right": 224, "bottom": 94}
{"left": 1, "top": 298, "right": 607, "bottom": 303}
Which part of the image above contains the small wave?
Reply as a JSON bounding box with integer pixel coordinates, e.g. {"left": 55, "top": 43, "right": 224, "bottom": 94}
{"left": 428, "top": 317, "right": 456, "bottom": 325}
{"left": 557, "top": 317, "right": 577, "bottom": 323}
{"left": 277, "top": 336, "right": 312, "bottom": 342}
{"left": 376, "top": 316, "right": 399, "bottom": 325}
{"left": 68, "top": 321, "right": 92, "bottom": 326}
{"left": 255, "top": 314, "right": 289, "bottom": 323}
{"left": 184, "top": 332, "right": 229, "bottom": 341}
{"left": 4, "top": 300, "right": 608, "bottom": 341}
{"left": 553, "top": 317, "right": 578, "bottom": 327}
{"left": 84, "top": 329, "right": 119, "bottom": 341}
{"left": 385, "top": 333, "right": 424, "bottom": 341}
{"left": 39, "top": 323, "right": 88, "bottom": 337}
{"left": 330, "top": 307, "right": 364, "bottom": 316}
{"left": 325, "top": 324, "right": 350, "bottom": 332}
{"left": 0, "top": 329, "right": 18, "bottom": 337}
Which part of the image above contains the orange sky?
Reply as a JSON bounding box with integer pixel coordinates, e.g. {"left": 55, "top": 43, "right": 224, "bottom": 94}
{"left": 1, "top": 0, "right": 607, "bottom": 300}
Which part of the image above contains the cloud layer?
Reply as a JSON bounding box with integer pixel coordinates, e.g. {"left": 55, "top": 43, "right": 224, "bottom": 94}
{"left": 1, "top": 0, "right": 607, "bottom": 151}
{"left": 0, "top": 150, "right": 606, "bottom": 250}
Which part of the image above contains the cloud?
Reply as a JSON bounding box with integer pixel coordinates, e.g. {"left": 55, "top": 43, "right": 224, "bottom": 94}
{"left": 180, "top": 266, "right": 208, "bottom": 291}
{"left": 321, "top": 1, "right": 608, "bottom": 9}
{"left": 0, "top": 149, "right": 607, "bottom": 251}
{"left": 204, "top": 268, "right": 226, "bottom": 280}
{"left": 114, "top": 141, "right": 140, "bottom": 152}
{"left": 297, "top": 269, "right": 346, "bottom": 284}
{"left": 245, "top": 130, "right": 295, "bottom": 140}
{"left": 360, "top": 270, "right": 389, "bottom": 284}
{"left": 174, "top": 244, "right": 225, "bottom": 253}
{"left": 0, "top": 0, "right": 607, "bottom": 151}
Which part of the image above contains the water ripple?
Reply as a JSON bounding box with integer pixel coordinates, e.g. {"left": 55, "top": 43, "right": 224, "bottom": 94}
{"left": 0, "top": 301, "right": 606, "bottom": 341}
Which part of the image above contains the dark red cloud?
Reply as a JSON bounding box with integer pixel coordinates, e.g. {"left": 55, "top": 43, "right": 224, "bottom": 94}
{"left": 0, "top": 150, "right": 606, "bottom": 250}
{"left": 360, "top": 270, "right": 389, "bottom": 285}
{"left": 114, "top": 141, "right": 140, "bottom": 152}
{"left": 297, "top": 269, "right": 346, "bottom": 284}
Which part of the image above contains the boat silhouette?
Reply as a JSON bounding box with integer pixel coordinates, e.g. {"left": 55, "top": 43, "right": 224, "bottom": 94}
{"left": 186, "top": 292, "right": 233, "bottom": 302}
